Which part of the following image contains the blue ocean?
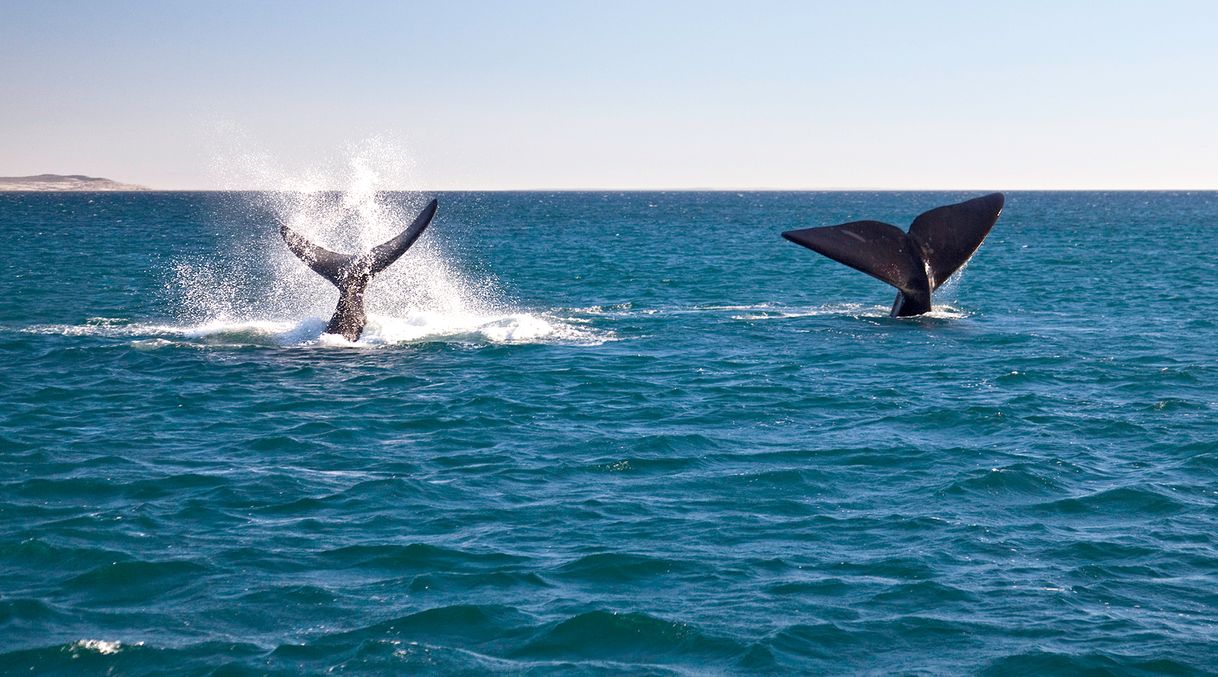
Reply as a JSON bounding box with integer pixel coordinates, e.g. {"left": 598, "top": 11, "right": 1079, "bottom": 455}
{"left": 1, "top": 189, "right": 1216, "bottom": 674}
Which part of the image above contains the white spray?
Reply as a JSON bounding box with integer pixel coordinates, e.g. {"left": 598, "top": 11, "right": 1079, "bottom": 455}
{"left": 164, "top": 137, "right": 602, "bottom": 347}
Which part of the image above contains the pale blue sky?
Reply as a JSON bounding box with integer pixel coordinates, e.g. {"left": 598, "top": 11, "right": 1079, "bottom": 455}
{"left": 2, "top": 1, "right": 1216, "bottom": 189}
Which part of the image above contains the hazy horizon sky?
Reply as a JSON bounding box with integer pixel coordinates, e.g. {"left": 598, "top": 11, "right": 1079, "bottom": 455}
{"left": 2, "top": 1, "right": 1216, "bottom": 190}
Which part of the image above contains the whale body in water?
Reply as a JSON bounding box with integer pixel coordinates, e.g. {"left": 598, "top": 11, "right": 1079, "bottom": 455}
{"left": 782, "top": 193, "right": 1004, "bottom": 317}
{"left": 279, "top": 199, "right": 438, "bottom": 341}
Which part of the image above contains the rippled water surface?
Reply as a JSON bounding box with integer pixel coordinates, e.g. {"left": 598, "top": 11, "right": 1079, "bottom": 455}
{"left": 1, "top": 191, "right": 1216, "bottom": 674}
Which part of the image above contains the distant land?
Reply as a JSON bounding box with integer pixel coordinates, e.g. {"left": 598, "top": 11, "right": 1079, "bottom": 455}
{"left": 0, "top": 174, "right": 148, "bottom": 191}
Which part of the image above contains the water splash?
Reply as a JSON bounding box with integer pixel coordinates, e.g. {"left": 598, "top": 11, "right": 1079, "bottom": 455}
{"left": 165, "top": 139, "right": 605, "bottom": 347}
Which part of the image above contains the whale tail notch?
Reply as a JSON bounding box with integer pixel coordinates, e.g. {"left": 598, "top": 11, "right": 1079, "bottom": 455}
{"left": 781, "top": 193, "right": 1003, "bottom": 317}
{"left": 278, "top": 198, "right": 439, "bottom": 340}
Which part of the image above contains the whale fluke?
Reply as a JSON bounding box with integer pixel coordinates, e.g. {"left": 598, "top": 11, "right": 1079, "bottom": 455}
{"left": 782, "top": 193, "right": 1003, "bottom": 317}
{"left": 279, "top": 223, "right": 352, "bottom": 286}
{"left": 365, "top": 198, "right": 439, "bottom": 276}
{"left": 279, "top": 198, "right": 439, "bottom": 341}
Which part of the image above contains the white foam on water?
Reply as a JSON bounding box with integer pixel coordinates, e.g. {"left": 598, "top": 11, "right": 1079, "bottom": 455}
{"left": 917, "top": 305, "right": 970, "bottom": 320}
{"left": 70, "top": 639, "right": 141, "bottom": 655}
{"left": 699, "top": 303, "right": 780, "bottom": 312}
{"left": 21, "top": 321, "right": 185, "bottom": 337}
{"left": 729, "top": 303, "right": 885, "bottom": 320}
{"left": 311, "top": 310, "right": 606, "bottom": 348}
{"left": 555, "top": 302, "right": 634, "bottom": 317}
{"left": 130, "top": 338, "right": 177, "bottom": 350}
{"left": 18, "top": 313, "right": 607, "bottom": 349}
{"left": 729, "top": 302, "right": 970, "bottom": 321}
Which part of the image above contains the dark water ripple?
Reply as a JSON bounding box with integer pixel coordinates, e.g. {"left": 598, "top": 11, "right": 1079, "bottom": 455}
{"left": 2, "top": 192, "right": 1217, "bottom": 674}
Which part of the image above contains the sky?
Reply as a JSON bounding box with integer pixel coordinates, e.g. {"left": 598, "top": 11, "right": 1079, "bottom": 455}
{"left": 2, "top": 1, "right": 1216, "bottom": 190}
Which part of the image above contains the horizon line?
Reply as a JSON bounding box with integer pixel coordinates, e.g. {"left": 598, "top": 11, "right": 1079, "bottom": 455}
{"left": 5, "top": 186, "right": 1218, "bottom": 193}
{"left": 4, "top": 185, "right": 1213, "bottom": 193}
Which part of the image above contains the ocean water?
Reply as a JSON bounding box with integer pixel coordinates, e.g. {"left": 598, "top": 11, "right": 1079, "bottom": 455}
{"left": 1, "top": 189, "right": 1216, "bottom": 675}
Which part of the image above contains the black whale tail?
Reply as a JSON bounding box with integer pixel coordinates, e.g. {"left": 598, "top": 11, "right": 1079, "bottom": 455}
{"left": 279, "top": 198, "right": 439, "bottom": 287}
{"left": 278, "top": 199, "right": 439, "bottom": 340}
{"left": 781, "top": 193, "right": 1004, "bottom": 317}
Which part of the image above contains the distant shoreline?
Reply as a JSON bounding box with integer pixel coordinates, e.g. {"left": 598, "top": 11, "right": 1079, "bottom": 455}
{"left": 0, "top": 174, "right": 147, "bottom": 192}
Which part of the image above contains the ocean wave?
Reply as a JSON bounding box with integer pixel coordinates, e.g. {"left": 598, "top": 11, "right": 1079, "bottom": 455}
{"left": 1030, "top": 485, "right": 1188, "bottom": 518}
{"left": 0, "top": 625, "right": 1199, "bottom": 675}
{"left": 553, "top": 553, "right": 694, "bottom": 583}
{"left": 0, "top": 597, "right": 64, "bottom": 625}
{"left": 62, "top": 559, "right": 210, "bottom": 606}
{"left": 0, "top": 640, "right": 264, "bottom": 675}
{"left": 295, "top": 603, "right": 535, "bottom": 651}
{"left": 407, "top": 570, "right": 551, "bottom": 594}
{"left": 0, "top": 537, "right": 135, "bottom": 572}
{"left": 512, "top": 610, "right": 745, "bottom": 663}
{"left": 981, "top": 650, "right": 1196, "bottom": 675}
{"left": 588, "top": 452, "right": 708, "bottom": 474}
{"left": 318, "top": 543, "right": 529, "bottom": 572}
{"left": 935, "top": 463, "right": 1068, "bottom": 499}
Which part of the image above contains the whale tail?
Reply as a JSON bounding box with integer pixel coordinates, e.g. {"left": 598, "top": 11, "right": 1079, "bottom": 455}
{"left": 781, "top": 193, "right": 1003, "bottom": 317}
{"left": 279, "top": 198, "right": 439, "bottom": 339}
{"left": 279, "top": 198, "right": 438, "bottom": 286}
